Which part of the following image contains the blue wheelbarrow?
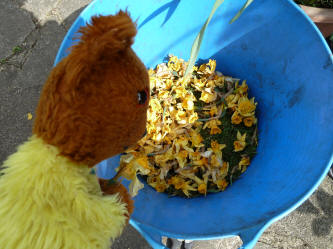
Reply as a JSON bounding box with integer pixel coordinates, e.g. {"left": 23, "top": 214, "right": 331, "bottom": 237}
{"left": 55, "top": 0, "right": 333, "bottom": 248}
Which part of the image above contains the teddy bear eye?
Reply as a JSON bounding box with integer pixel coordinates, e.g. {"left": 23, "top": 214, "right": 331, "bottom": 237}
{"left": 137, "top": 89, "right": 148, "bottom": 105}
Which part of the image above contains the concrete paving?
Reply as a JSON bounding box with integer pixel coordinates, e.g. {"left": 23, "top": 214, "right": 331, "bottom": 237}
{"left": 0, "top": 0, "right": 332, "bottom": 248}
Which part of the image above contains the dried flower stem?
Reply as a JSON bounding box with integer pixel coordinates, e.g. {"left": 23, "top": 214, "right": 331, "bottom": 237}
{"left": 147, "top": 144, "right": 172, "bottom": 156}
{"left": 197, "top": 107, "right": 224, "bottom": 122}
{"left": 110, "top": 163, "right": 127, "bottom": 182}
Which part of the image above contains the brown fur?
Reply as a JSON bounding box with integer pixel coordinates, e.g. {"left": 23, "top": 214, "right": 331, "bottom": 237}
{"left": 33, "top": 11, "right": 149, "bottom": 216}
{"left": 33, "top": 11, "right": 150, "bottom": 167}
{"left": 99, "top": 179, "right": 134, "bottom": 223}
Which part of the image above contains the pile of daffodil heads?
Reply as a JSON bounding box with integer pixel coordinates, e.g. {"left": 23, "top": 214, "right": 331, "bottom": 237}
{"left": 118, "top": 56, "right": 258, "bottom": 198}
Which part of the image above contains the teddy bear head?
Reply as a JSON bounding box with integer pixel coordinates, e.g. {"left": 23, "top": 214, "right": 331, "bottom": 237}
{"left": 33, "top": 11, "right": 149, "bottom": 167}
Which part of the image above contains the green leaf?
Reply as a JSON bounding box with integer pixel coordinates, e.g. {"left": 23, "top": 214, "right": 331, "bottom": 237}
{"left": 184, "top": 0, "right": 254, "bottom": 79}
{"left": 229, "top": 0, "right": 254, "bottom": 24}
{"left": 12, "top": 45, "right": 23, "bottom": 54}
{"left": 207, "top": 188, "right": 221, "bottom": 193}
{"left": 184, "top": 0, "right": 225, "bottom": 79}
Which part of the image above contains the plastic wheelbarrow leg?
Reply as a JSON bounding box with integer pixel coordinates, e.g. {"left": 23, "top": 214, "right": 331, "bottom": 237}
{"left": 166, "top": 238, "right": 182, "bottom": 249}
{"left": 183, "top": 240, "right": 193, "bottom": 249}
{"left": 238, "top": 223, "right": 267, "bottom": 249}
{"left": 130, "top": 219, "right": 267, "bottom": 249}
{"left": 166, "top": 238, "right": 193, "bottom": 249}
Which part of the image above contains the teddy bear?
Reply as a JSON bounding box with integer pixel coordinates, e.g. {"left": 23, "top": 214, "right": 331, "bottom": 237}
{"left": 0, "top": 10, "right": 149, "bottom": 249}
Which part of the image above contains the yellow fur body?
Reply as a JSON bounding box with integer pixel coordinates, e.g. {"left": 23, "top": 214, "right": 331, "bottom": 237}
{"left": 0, "top": 136, "right": 127, "bottom": 249}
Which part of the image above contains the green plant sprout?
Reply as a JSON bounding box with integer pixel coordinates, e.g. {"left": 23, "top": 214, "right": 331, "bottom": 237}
{"left": 184, "top": 0, "right": 254, "bottom": 79}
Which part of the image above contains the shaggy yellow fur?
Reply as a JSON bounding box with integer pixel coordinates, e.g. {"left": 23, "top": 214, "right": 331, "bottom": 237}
{"left": 0, "top": 136, "right": 128, "bottom": 249}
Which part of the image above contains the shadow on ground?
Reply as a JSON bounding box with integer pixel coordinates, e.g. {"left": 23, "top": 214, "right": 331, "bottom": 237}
{"left": 296, "top": 188, "right": 333, "bottom": 237}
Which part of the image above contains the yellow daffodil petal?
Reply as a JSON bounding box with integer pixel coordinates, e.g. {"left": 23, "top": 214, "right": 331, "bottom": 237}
{"left": 233, "top": 140, "right": 246, "bottom": 152}
{"left": 220, "top": 162, "right": 229, "bottom": 177}
{"left": 243, "top": 116, "right": 256, "bottom": 127}
{"left": 210, "top": 126, "right": 222, "bottom": 135}
{"left": 200, "top": 90, "right": 217, "bottom": 103}
{"left": 238, "top": 97, "right": 256, "bottom": 116}
{"left": 207, "top": 59, "right": 216, "bottom": 73}
{"left": 231, "top": 111, "right": 242, "bottom": 125}
{"left": 198, "top": 183, "right": 207, "bottom": 194}
{"left": 239, "top": 157, "right": 250, "bottom": 167}
{"left": 217, "top": 179, "right": 228, "bottom": 190}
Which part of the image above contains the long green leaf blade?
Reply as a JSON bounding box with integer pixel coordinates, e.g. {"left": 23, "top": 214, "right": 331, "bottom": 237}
{"left": 184, "top": 0, "right": 225, "bottom": 79}
{"left": 229, "top": 0, "right": 254, "bottom": 24}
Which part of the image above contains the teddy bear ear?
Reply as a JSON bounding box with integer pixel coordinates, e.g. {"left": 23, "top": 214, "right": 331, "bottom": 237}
{"left": 60, "top": 11, "right": 137, "bottom": 94}
{"left": 77, "top": 11, "right": 137, "bottom": 58}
